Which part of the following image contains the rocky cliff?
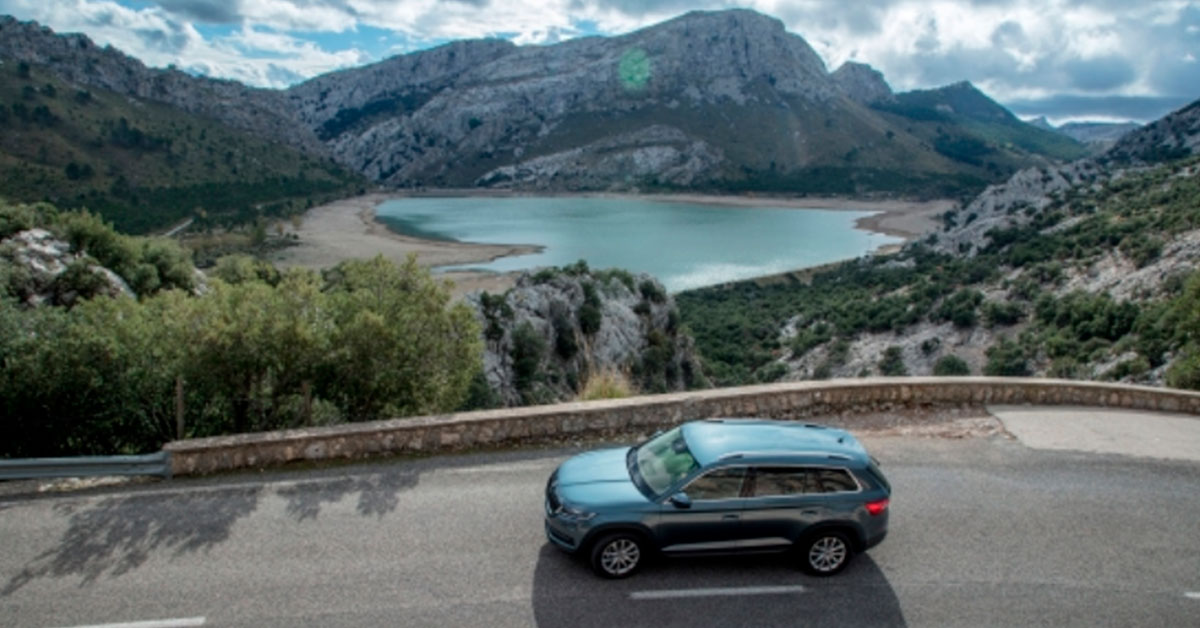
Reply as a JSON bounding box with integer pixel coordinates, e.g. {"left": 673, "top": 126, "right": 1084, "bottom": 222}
{"left": 831, "top": 61, "right": 895, "bottom": 106}
{"left": 466, "top": 265, "right": 704, "bottom": 406}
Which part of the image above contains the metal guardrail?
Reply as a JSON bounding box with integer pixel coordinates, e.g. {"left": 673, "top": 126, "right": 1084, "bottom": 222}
{"left": 0, "top": 451, "right": 171, "bottom": 481}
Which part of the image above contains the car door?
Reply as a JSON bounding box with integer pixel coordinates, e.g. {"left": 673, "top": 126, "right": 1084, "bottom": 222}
{"left": 655, "top": 466, "right": 748, "bottom": 553}
{"left": 737, "top": 466, "right": 827, "bottom": 549}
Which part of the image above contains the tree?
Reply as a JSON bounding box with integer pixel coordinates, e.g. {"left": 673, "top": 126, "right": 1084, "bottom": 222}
{"left": 322, "top": 255, "right": 481, "bottom": 419}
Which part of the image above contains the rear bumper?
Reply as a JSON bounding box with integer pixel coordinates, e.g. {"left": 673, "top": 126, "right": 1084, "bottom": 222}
{"left": 863, "top": 529, "right": 888, "bottom": 551}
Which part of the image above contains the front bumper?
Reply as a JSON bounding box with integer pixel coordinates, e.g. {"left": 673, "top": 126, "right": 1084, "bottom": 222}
{"left": 545, "top": 518, "right": 582, "bottom": 552}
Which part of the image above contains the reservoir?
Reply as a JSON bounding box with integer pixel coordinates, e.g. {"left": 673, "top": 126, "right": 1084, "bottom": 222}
{"left": 375, "top": 197, "right": 902, "bottom": 292}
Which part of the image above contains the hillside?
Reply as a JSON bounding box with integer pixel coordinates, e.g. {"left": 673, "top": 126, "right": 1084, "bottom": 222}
{"left": 0, "top": 61, "right": 363, "bottom": 233}
{"left": 678, "top": 98, "right": 1200, "bottom": 389}
{"left": 284, "top": 9, "right": 1080, "bottom": 198}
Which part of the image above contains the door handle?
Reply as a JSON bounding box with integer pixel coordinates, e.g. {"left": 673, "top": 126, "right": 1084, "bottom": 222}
{"left": 800, "top": 510, "right": 819, "bottom": 516}
{"left": 722, "top": 514, "right": 740, "bottom": 520}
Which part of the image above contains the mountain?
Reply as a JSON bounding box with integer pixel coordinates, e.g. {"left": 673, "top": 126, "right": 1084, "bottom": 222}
{"left": 0, "top": 17, "right": 365, "bottom": 234}
{"left": 284, "top": 9, "right": 1083, "bottom": 197}
{"left": 678, "top": 97, "right": 1200, "bottom": 389}
{"left": 1, "top": 9, "right": 1087, "bottom": 218}
{"left": 1059, "top": 121, "right": 1140, "bottom": 145}
{"left": 0, "top": 16, "right": 322, "bottom": 155}
{"left": 1023, "top": 115, "right": 1141, "bottom": 151}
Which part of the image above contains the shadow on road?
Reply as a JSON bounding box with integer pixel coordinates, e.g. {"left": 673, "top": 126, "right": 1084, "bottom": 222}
{"left": 531, "top": 543, "right": 905, "bottom": 627}
{"left": 1, "top": 467, "right": 424, "bottom": 595}
{"left": 276, "top": 469, "right": 418, "bottom": 521}
{"left": 2, "top": 486, "right": 261, "bottom": 595}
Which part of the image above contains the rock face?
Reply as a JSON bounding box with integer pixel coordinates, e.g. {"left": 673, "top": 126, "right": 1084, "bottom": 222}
{"left": 830, "top": 62, "right": 894, "bottom": 105}
{"left": 0, "top": 16, "right": 324, "bottom": 155}
{"left": 466, "top": 268, "right": 703, "bottom": 406}
{"left": 1, "top": 228, "right": 134, "bottom": 306}
{"left": 284, "top": 9, "right": 847, "bottom": 189}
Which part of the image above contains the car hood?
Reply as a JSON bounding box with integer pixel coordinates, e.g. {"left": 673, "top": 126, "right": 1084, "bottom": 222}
{"left": 555, "top": 447, "right": 633, "bottom": 486}
{"left": 554, "top": 447, "right": 651, "bottom": 508}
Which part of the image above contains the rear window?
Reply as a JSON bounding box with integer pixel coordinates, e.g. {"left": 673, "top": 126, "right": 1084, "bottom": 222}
{"left": 815, "top": 468, "right": 858, "bottom": 493}
{"left": 750, "top": 467, "right": 859, "bottom": 496}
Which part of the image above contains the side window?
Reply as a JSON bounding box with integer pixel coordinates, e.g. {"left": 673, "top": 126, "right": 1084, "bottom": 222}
{"left": 752, "top": 467, "right": 821, "bottom": 496}
{"left": 684, "top": 467, "right": 747, "bottom": 500}
{"left": 816, "top": 468, "right": 859, "bottom": 493}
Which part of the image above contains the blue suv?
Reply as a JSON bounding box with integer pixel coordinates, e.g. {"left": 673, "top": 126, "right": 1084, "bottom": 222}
{"left": 544, "top": 419, "right": 891, "bottom": 578}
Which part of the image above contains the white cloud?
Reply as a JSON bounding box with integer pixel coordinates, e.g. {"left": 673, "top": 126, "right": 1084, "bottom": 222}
{"left": 0, "top": 0, "right": 1195, "bottom": 117}
{"left": 0, "top": 0, "right": 368, "bottom": 86}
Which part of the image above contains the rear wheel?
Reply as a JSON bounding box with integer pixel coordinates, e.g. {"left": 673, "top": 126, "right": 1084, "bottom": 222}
{"left": 590, "top": 533, "right": 644, "bottom": 578}
{"left": 800, "top": 531, "right": 853, "bottom": 576}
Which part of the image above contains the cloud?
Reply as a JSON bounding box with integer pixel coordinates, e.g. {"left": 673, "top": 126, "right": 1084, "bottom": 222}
{"left": 154, "top": 0, "right": 240, "bottom": 24}
{"left": 0, "top": 0, "right": 367, "bottom": 87}
{"left": 0, "top": 0, "right": 1196, "bottom": 120}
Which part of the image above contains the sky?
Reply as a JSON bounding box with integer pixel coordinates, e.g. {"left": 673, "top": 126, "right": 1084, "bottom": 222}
{"left": 1, "top": 0, "right": 1197, "bottom": 124}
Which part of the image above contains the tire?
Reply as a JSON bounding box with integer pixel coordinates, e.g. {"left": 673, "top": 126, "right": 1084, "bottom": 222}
{"left": 589, "top": 533, "right": 645, "bottom": 579}
{"left": 799, "top": 531, "right": 853, "bottom": 576}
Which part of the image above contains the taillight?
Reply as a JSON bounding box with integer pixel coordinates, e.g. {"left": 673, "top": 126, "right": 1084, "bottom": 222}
{"left": 865, "top": 498, "right": 889, "bottom": 516}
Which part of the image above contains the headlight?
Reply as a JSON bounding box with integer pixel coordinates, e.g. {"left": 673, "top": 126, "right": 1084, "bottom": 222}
{"left": 561, "top": 504, "right": 596, "bottom": 521}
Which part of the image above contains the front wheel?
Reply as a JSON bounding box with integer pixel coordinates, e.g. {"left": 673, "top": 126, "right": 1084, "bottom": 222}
{"left": 590, "top": 533, "right": 644, "bottom": 578}
{"left": 800, "top": 531, "right": 853, "bottom": 576}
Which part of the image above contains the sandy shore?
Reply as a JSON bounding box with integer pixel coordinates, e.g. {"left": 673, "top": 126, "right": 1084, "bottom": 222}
{"left": 269, "top": 191, "right": 950, "bottom": 295}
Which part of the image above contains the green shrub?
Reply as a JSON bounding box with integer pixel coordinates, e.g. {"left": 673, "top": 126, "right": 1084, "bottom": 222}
{"left": 511, "top": 321, "right": 546, "bottom": 396}
{"left": 639, "top": 279, "right": 666, "bottom": 304}
{"left": 878, "top": 346, "right": 908, "bottom": 376}
{"left": 935, "top": 289, "right": 984, "bottom": 328}
{"left": 933, "top": 355, "right": 970, "bottom": 376}
{"left": 983, "top": 301, "right": 1025, "bottom": 327}
{"left": 985, "top": 338, "right": 1030, "bottom": 376}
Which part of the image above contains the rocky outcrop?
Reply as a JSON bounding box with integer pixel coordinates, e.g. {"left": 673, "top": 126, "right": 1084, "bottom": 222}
{"left": 466, "top": 267, "right": 704, "bottom": 406}
{"left": 929, "top": 159, "right": 1106, "bottom": 255}
{"left": 475, "top": 125, "right": 724, "bottom": 189}
{"left": 1, "top": 228, "right": 134, "bottom": 306}
{"left": 0, "top": 16, "right": 324, "bottom": 155}
{"left": 831, "top": 62, "right": 894, "bottom": 106}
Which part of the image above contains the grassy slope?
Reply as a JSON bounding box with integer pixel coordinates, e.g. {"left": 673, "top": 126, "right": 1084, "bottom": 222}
{"left": 677, "top": 154, "right": 1200, "bottom": 387}
{"left": 0, "top": 63, "right": 363, "bottom": 234}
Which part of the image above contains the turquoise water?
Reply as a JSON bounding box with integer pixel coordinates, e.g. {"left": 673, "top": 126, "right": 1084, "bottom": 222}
{"left": 374, "top": 197, "right": 901, "bottom": 292}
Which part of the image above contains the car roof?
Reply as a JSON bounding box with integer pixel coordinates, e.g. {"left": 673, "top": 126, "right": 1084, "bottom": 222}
{"left": 681, "top": 419, "right": 868, "bottom": 467}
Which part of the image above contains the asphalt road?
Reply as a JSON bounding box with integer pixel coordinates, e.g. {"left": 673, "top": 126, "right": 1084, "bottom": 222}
{"left": 2, "top": 420, "right": 1200, "bottom": 627}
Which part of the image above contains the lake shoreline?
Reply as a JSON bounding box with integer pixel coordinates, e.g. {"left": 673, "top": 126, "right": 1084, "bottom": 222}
{"left": 269, "top": 190, "right": 950, "bottom": 295}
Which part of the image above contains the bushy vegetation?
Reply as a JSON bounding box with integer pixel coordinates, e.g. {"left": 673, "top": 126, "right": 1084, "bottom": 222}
{"left": 1, "top": 205, "right": 482, "bottom": 456}
{"left": 678, "top": 154, "right": 1200, "bottom": 390}
{"left": 1, "top": 202, "right": 196, "bottom": 299}
{"left": 578, "top": 369, "right": 635, "bottom": 401}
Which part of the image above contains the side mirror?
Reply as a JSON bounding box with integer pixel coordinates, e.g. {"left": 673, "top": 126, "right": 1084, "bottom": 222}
{"left": 668, "top": 492, "right": 692, "bottom": 509}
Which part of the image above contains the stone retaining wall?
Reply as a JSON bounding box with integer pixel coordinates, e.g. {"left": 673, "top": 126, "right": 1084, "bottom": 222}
{"left": 164, "top": 377, "right": 1200, "bottom": 476}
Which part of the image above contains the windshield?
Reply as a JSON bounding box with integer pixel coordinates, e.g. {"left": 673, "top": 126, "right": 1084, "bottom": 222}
{"left": 632, "top": 427, "right": 699, "bottom": 496}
